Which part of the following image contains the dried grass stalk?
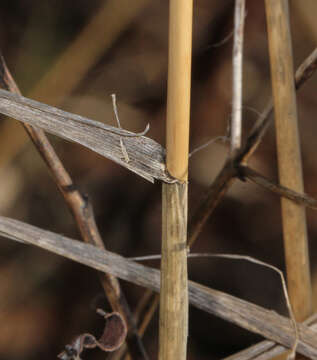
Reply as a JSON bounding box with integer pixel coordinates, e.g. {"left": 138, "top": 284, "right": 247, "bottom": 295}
{"left": 159, "top": 0, "right": 193, "bottom": 358}
{"left": 265, "top": 0, "right": 313, "bottom": 321}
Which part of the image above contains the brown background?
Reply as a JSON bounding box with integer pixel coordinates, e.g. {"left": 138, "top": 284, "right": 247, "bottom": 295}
{"left": 0, "top": 0, "right": 317, "bottom": 359}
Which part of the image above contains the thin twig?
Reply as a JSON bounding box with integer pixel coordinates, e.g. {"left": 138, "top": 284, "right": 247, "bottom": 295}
{"left": 205, "top": 10, "right": 247, "bottom": 50}
{"left": 189, "top": 136, "right": 229, "bottom": 158}
{"left": 239, "top": 166, "right": 317, "bottom": 210}
{"left": 230, "top": 0, "right": 246, "bottom": 155}
{"left": 0, "top": 55, "right": 149, "bottom": 360}
{"left": 111, "top": 93, "right": 130, "bottom": 163}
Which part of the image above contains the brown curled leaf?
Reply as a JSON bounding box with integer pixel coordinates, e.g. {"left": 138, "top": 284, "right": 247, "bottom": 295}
{"left": 57, "top": 310, "right": 127, "bottom": 359}
{"left": 94, "top": 309, "right": 127, "bottom": 351}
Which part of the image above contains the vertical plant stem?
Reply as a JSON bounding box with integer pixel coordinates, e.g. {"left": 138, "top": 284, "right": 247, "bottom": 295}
{"left": 159, "top": 0, "right": 193, "bottom": 359}
{"left": 231, "top": 0, "right": 246, "bottom": 155}
{"left": 160, "top": 184, "right": 188, "bottom": 359}
{"left": 265, "top": 0, "right": 312, "bottom": 322}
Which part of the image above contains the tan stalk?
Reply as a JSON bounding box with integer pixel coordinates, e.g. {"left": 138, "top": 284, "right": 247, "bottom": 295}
{"left": 159, "top": 0, "right": 193, "bottom": 359}
{"left": 264, "top": 0, "right": 312, "bottom": 322}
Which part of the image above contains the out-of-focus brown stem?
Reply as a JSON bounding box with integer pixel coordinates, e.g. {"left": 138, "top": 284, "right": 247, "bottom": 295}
{"left": 238, "top": 165, "right": 317, "bottom": 209}
{"left": 0, "top": 54, "right": 148, "bottom": 360}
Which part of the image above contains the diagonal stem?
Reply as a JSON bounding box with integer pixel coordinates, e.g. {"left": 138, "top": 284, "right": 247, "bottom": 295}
{"left": 238, "top": 166, "right": 317, "bottom": 210}
{"left": 0, "top": 54, "right": 148, "bottom": 360}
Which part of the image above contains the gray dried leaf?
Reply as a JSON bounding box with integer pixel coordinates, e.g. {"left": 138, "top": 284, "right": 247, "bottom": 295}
{"left": 0, "top": 89, "right": 174, "bottom": 183}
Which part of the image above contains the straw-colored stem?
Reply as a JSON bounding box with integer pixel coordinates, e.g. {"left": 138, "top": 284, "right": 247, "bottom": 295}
{"left": 165, "top": 0, "right": 193, "bottom": 181}
{"left": 159, "top": 0, "right": 192, "bottom": 358}
{"left": 265, "top": 0, "right": 312, "bottom": 322}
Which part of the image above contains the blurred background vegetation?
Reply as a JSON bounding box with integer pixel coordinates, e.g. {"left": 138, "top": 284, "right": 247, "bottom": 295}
{"left": 0, "top": 0, "right": 317, "bottom": 359}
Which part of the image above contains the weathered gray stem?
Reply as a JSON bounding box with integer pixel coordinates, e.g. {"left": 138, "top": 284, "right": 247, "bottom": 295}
{"left": 1, "top": 216, "right": 317, "bottom": 359}
{"left": 160, "top": 183, "right": 188, "bottom": 359}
